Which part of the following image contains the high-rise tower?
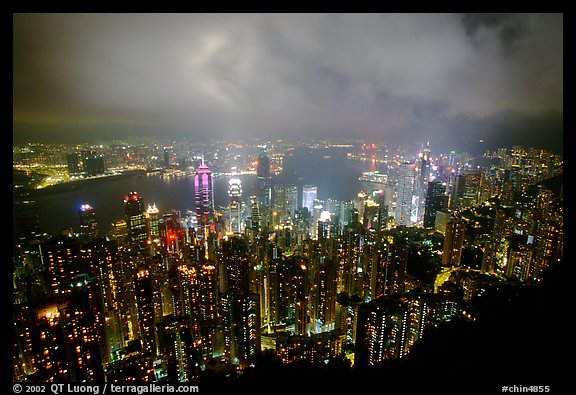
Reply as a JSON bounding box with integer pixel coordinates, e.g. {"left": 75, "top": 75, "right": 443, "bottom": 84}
{"left": 228, "top": 177, "right": 242, "bottom": 235}
{"left": 78, "top": 203, "right": 98, "bottom": 240}
{"left": 257, "top": 151, "right": 272, "bottom": 228}
{"left": 423, "top": 182, "right": 448, "bottom": 228}
{"left": 302, "top": 185, "right": 318, "bottom": 213}
{"left": 194, "top": 157, "right": 214, "bottom": 240}
{"left": 124, "top": 192, "right": 148, "bottom": 248}
{"left": 145, "top": 203, "right": 160, "bottom": 240}
{"left": 442, "top": 216, "right": 465, "bottom": 266}
{"left": 420, "top": 142, "right": 431, "bottom": 187}
{"left": 273, "top": 184, "right": 298, "bottom": 223}
{"left": 395, "top": 162, "right": 417, "bottom": 226}
{"left": 135, "top": 269, "right": 158, "bottom": 356}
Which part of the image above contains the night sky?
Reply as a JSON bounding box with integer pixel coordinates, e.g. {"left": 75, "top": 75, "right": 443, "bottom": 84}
{"left": 13, "top": 13, "right": 563, "bottom": 153}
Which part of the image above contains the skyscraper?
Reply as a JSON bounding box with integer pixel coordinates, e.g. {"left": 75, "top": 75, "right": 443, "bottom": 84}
{"left": 222, "top": 291, "right": 261, "bottom": 369}
{"left": 420, "top": 142, "right": 431, "bottom": 186}
{"left": 453, "top": 171, "right": 485, "bottom": 209}
{"left": 124, "top": 192, "right": 148, "bottom": 248}
{"left": 194, "top": 157, "right": 214, "bottom": 240}
{"left": 78, "top": 203, "right": 98, "bottom": 240}
{"left": 42, "top": 235, "right": 82, "bottom": 296}
{"left": 81, "top": 150, "right": 105, "bottom": 176}
{"left": 228, "top": 177, "right": 242, "bottom": 235}
{"left": 423, "top": 182, "right": 448, "bottom": 228}
{"left": 222, "top": 237, "right": 250, "bottom": 294}
{"left": 199, "top": 263, "right": 220, "bottom": 358}
{"left": 135, "top": 269, "right": 158, "bottom": 357}
{"left": 57, "top": 283, "right": 106, "bottom": 381}
{"left": 257, "top": 151, "right": 272, "bottom": 227}
{"left": 354, "top": 297, "right": 408, "bottom": 366}
{"left": 442, "top": 216, "right": 465, "bottom": 266}
{"left": 273, "top": 184, "right": 298, "bottom": 223}
{"left": 249, "top": 196, "right": 260, "bottom": 232}
{"left": 302, "top": 185, "right": 318, "bottom": 213}
{"left": 311, "top": 259, "right": 338, "bottom": 333}
{"left": 395, "top": 161, "right": 417, "bottom": 226}
{"left": 145, "top": 203, "right": 160, "bottom": 240}
{"left": 157, "top": 315, "right": 202, "bottom": 381}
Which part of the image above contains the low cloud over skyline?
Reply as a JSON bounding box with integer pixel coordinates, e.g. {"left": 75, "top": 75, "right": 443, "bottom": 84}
{"left": 13, "top": 13, "right": 563, "bottom": 153}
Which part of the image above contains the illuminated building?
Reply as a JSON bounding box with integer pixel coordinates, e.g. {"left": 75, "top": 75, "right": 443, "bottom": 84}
{"left": 273, "top": 184, "right": 298, "bottom": 223}
{"left": 194, "top": 157, "right": 214, "bottom": 240}
{"left": 200, "top": 264, "right": 219, "bottom": 321}
{"left": 453, "top": 171, "right": 485, "bottom": 209}
{"left": 163, "top": 146, "right": 174, "bottom": 168}
{"left": 124, "top": 192, "right": 148, "bottom": 248}
{"left": 481, "top": 208, "right": 509, "bottom": 274}
{"left": 82, "top": 237, "right": 136, "bottom": 355}
{"left": 290, "top": 259, "right": 310, "bottom": 336}
{"left": 199, "top": 263, "right": 220, "bottom": 358}
{"left": 310, "top": 259, "right": 338, "bottom": 333}
{"left": 110, "top": 219, "right": 128, "bottom": 240}
{"left": 370, "top": 243, "right": 407, "bottom": 299}
{"left": 257, "top": 151, "right": 272, "bottom": 227}
{"left": 434, "top": 211, "right": 450, "bottom": 235}
{"left": 340, "top": 223, "right": 364, "bottom": 297}
{"left": 276, "top": 330, "right": 345, "bottom": 365}
{"left": 404, "top": 292, "right": 431, "bottom": 355}
{"left": 41, "top": 235, "right": 82, "bottom": 296}
{"left": 354, "top": 296, "right": 409, "bottom": 367}
{"left": 171, "top": 264, "right": 201, "bottom": 341}
{"left": 416, "top": 142, "right": 432, "bottom": 224}
{"left": 135, "top": 269, "right": 158, "bottom": 356}
{"left": 532, "top": 220, "right": 563, "bottom": 280}
{"left": 505, "top": 239, "right": 534, "bottom": 281}
{"left": 24, "top": 302, "right": 70, "bottom": 381}
{"left": 157, "top": 315, "right": 203, "bottom": 381}
{"left": 228, "top": 177, "right": 242, "bottom": 235}
{"left": 77, "top": 240, "right": 122, "bottom": 365}
{"left": 221, "top": 237, "right": 250, "bottom": 294}
{"left": 442, "top": 216, "right": 465, "bottom": 266}
{"left": 66, "top": 153, "right": 82, "bottom": 176}
{"left": 78, "top": 204, "right": 98, "bottom": 240}
{"left": 423, "top": 182, "right": 448, "bottom": 228}
{"left": 250, "top": 196, "right": 260, "bottom": 232}
{"left": 57, "top": 282, "right": 105, "bottom": 381}
{"left": 24, "top": 285, "right": 105, "bottom": 381}
{"left": 339, "top": 200, "right": 355, "bottom": 231}
{"left": 434, "top": 282, "right": 462, "bottom": 322}
{"left": 81, "top": 150, "right": 105, "bottom": 176}
{"left": 159, "top": 211, "right": 183, "bottom": 255}
{"left": 302, "top": 185, "right": 318, "bottom": 213}
{"left": 530, "top": 186, "right": 563, "bottom": 280}
{"left": 145, "top": 204, "right": 160, "bottom": 240}
{"left": 420, "top": 141, "right": 431, "bottom": 186}
{"left": 264, "top": 258, "right": 290, "bottom": 329}
{"left": 222, "top": 291, "right": 261, "bottom": 369}
{"left": 317, "top": 215, "right": 337, "bottom": 241}
{"left": 106, "top": 355, "right": 156, "bottom": 382}
{"left": 395, "top": 161, "right": 417, "bottom": 226}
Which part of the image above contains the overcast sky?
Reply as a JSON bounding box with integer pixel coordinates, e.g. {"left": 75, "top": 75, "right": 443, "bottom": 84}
{"left": 13, "top": 13, "right": 563, "bottom": 153}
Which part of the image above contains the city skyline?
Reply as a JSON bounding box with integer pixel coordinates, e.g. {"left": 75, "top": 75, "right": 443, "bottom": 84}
{"left": 12, "top": 136, "right": 565, "bottom": 390}
{"left": 13, "top": 13, "right": 563, "bottom": 154}
{"left": 11, "top": 11, "right": 566, "bottom": 392}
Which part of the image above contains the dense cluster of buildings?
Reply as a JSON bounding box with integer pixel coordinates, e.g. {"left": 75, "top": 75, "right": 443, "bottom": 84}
{"left": 12, "top": 140, "right": 563, "bottom": 382}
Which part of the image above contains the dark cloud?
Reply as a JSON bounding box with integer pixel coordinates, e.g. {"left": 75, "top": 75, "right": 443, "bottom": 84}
{"left": 13, "top": 13, "right": 562, "bottom": 152}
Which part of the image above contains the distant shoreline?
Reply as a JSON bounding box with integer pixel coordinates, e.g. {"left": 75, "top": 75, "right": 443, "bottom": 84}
{"left": 15, "top": 169, "right": 147, "bottom": 197}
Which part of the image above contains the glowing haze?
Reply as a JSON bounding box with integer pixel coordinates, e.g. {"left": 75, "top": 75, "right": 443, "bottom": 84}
{"left": 13, "top": 13, "right": 563, "bottom": 152}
